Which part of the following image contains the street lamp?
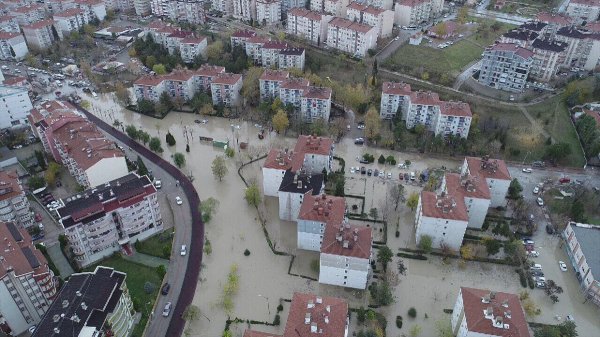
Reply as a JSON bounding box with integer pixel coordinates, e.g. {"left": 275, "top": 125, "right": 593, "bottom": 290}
{"left": 258, "top": 294, "right": 270, "bottom": 315}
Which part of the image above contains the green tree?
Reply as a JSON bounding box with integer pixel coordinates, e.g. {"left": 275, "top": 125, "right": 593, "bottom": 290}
{"left": 244, "top": 183, "right": 261, "bottom": 207}
{"left": 156, "top": 265, "right": 166, "bottom": 278}
{"left": 272, "top": 109, "right": 289, "bottom": 134}
{"left": 508, "top": 178, "right": 523, "bottom": 199}
{"left": 139, "top": 131, "right": 151, "bottom": 145}
{"left": 406, "top": 192, "right": 419, "bottom": 211}
{"left": 152, "top": 63, "right": 167, "bottom": 75}
{"left": 183, "top": 305, "right": 200, "bottom": 322}
{"left": 45, "top": 162, "right": 61, "bottom": 186}
{"left": 137, "top": 99, "right": 155, "bottom": 114}
{"left": 173, "top": 152, "right": 185, "bottom": 168}
{"left": 125, "top": 125, "right": 139, "bottom": 139}
{"left": 241, "top": 67, "right": 262, "bottom": 107}
{"left": 149, "top": 137, "right": 163, "bottom": 153}
{"left": 35, "top": 150, "right": 47, "bottom": 170}
{"left": 377, "top": 246, "right": 393, "bottom": 272}
{"left": 484, "top": 237, "right": 502, "bottom": 256}
{"left": 28, "top": 175, "right": 46, "bottom": 190}
{"left": 419, "top": 235, "right": 433, "bottom": 253}
{"left": 225, "top": 147, "right": 235, "bottom": 158}
{"left": 200, "top": 197, "right": 220, "bottom": 223}
{"left": 559, "top": 321, "right": 578, "bottom": 337}
{"left": 364, "top": 106, "right": 381, "bottom": 141}
{"left": 409, "top": 324, "right": 422, "bottom": 337}
{"left": 457, "top": 7, "right": 469, "bottom": 23}
{"left": 544, "top": 142, "right": 571, "bottom": 163}
{"left": 137, "top": 156, "right": 149, "bottom": 176}
{"left": 211, "top": 156, "right": 227, "bottom": 181}
{"left": 370, "top": 281, "right": 394, "bottom": 306}
{"left": 166, "top": 131, "right": 176, "bottom": 146}
{"left": 204, "top": 239, "right": 212, "bottom": 255}
{"left": 570, "top": 200, "right": 586, "bottom": 223}
{"left": 115, "top": 82, "right": 131, "bottom": 106}
{"left": 378, "top": 154, "right": 386, "bottom": 164}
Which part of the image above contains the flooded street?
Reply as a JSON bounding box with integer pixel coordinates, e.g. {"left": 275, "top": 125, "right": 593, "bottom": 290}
{"left": 86, "top": 92, "right": 599, "bottom": 337}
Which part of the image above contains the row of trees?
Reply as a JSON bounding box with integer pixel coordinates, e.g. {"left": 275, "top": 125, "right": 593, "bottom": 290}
{"left": 575, "top": 114, "right": 600, "bottom": 159}
{"left": 125, "top": 125, "right": 163, "bottom": 153}
{"left": 131, "top": 35, "right": 184, "bottom": 73}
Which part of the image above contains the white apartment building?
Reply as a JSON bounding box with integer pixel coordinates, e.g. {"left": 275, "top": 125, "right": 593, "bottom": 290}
{"left": 479, "top": 43, "right": 533, "bottom": 93}
{"left": 0, "top": 222, "right": 58, "bottom": 336}
{"left": 325, "top": 0, "right": 350, "bottom": 16}
{"left": 0, "top": 84, "right": 32, "bottom": 129}
{"left": 286, "top": 8, "right": 332, "bottom": 45}
{"left": 280, "top": 0, "right": 305, "bottom": 14}
{"left": 0, "top": 32, "right": 27, "bottom": 61}
{"left": 319, "top": 221, "right": 372, "bottom": 289}
{"left": 380, "top": 81, "right": 411, "bottom": 119}
{"left": 164, "top": 0, "right": 206, "bottom": 25}
{"left": 405, "top": 91, "right": 472, "bottom": 138}
{"left": 300, "top": 86, "right": 332, "bottom": 123}
{"left": 279, "top": 77, "right": 309, "bottom": 108}
{"left": 441, "top": 173, "right": 490, "bottom": 229}
{"left": 245, "top": 36, "right": 269, "bottom": 64}
{"left": 212, "top": 0, "right": 234, "bottom": 14}
{"left": 210, "top": 73, "right": 243, "bottom": 106}
{"left": 10, "top": 4, "right": 46, "bottom": 26}
{"left": 566, "top": 0, "right": 600, "bottom": 24}
{"left": 0, "top": 171, "right": 34, "bottom": 229}
{"left": 22, "top": 20, "right": 63, "bottom": 51}
{"left": 262, "top": 148, "right": 293, "bottom": 197}
{"left": 259, "top": 69, "right": 289, "bottom": 101}
{"left": 530, "top": 38, "right": 567, "bottom": 82}
{"left": 346, "top": 2, "right": 394, "bottom": 38}
{"left": 233, "top": 0, "right": 255, "bottom": 22}
{"left": 278, "top": 172, "right": 324, "bottom": 221}
{"left": 53, "top": 8, "right": 89, "bottom": 35}
{"left": 57, "top": 174, "right": 163, "bottom": 267}
{"left": 555, "top": 26, "right": 600, "bottom": 71}
{"left": 32, "top": 266, "right": 135, "bottom": 337}
{"left": 563, "top": 222, "right": 600, "bottom": 307}
{"left": 461, "top": 156, "right": 511, "bottom": 208}
{"left": 278, "top": 48, "right": 305, "bottom": 70}
{"left": 394, "top": 0, "right": 434, "bottom": 27}
{"left": 326, "top": 17, "right": 378, "bottom": 58}
{"left": 415, "top": 190, "right": 468, "bottom": 251}
{"left": 230, "top": 29, "right": 257, "bottom": 47}
{"left": 134, "top": 0, "right": 152, "bottom": 15}
{"left": 310, "top": 0, "right": 325, "bottom": 11}
{"left": 297, "top": 193, "right": 346, "bottom": 251}
{"left": 179, "top": 36, "right": 207, "bottom": 63}
{"left": 75, "top": 0, "right": 107, "bottom": 21}
{"left": 261, "top": 40, "right": 288, "bottom": 67}
{"left": 0, "top": 16, "right": 19, "bottom": 34}
{"left": 150, "top": 0, "right": 168, "bottom": 15}
{"left": 256, "top": 0, "right": 281, "bottom": 25}
{"left": 451, "top": 287, "right": 532, "bottom": 337}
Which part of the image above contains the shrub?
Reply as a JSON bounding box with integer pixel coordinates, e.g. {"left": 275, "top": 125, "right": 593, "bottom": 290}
{"left": 517, "top": 269, "right": 527, "bottom": 288}
{"left": 166, "top": 131, "right": 176, "bottom": 146}
{"left": 408, "top": 307, "right": 417, "bottom": 318}
{"left": 273, "top": 314, "right": 281, "bottom": 325}
{"left": 244, "top": 249, "right": 250, "bottom": 256}
{"left": 378, "top": 154, "right": 386, "bottom": 164}
{"left": 528, "top": 275, "right": 535, "bottom": 289}
{"left": 156, "top": 265, "right": 166, "bottom": 278}
{"left": 396, "top": 315, "right": 403, "bottom": 329}
{"left": 143, "top": 281, "right": 156, "bottom": 294}
{"left": 225, "top": 147, "right": 235, "bottom": 158}
{"left": 277, "top": 304, "right": 283, "bottom": 312}
{"left": 357, "top": 306, "right": 367, "bottom": 323}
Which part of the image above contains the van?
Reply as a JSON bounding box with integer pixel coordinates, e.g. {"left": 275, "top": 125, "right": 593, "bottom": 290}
{"left": 531, "top": 263, "right": 542, "bottom": 271}
{"left": 410, "top": 172, "right": 416, "bottom": 181}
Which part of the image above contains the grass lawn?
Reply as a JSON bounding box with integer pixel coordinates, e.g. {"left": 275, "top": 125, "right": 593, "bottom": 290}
{"left": 134, "top": 229, "right": 174, "bottom": 259}
{"left": 545, "top": 188, "right": 600, "bottom": 222}
{"left": 86, "top": 254, "right": 163, "bottom": 337}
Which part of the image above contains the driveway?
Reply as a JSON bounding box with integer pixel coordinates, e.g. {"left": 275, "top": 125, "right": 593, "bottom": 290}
{"left": 46, "top": 244, "right": 74, "bottom": 278}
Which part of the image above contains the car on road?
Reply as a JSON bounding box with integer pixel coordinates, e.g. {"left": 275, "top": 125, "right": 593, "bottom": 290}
{"left": 154, "top": 180, "right": 162, "bottom": 189}
{"left": 361, "top": 166, "right": 366, "bottom": 174}
{"left": 359, "top": 159, "right": 370, "bottom": 164}
{"left": 162, "top": 302, "right": 172, "bottom": 316}
{"left": 161, "top": 283, "right": 171, "bottom": 295}
{"left": 175, "top": 196, "right": 183, "bottom": 205}
{"left": 530, "top": 263, "right": 543, "bottom": 271}
{"left": 559, "top": 261, "right": 568, "bottom": 272}
{"left": 180, "top": 245, "right": 187, "bottom": 256}
{"left": 559, "top": 177, "right": 570, "bottom": 184}
{"left": 522, "top": 239, "right": 534, "bottom": 245}
{"left": 527, "top": 251, "right": 539, "bottom": 257}
{"left": 533, "top": 186, "right": 539, "bottom": 194}
{"left": 357, "top": 122, "right": 365, "bottom": 130}
{"left": 387, "top": 172, "right": 392, "bottom": 179}
{"left": 354, "top": 138, "right": 365, "bottom": 145}
{"left": 536, "top": 281, "right": 546, "bottom": 289}
{"left": 379, "top": 171, "right": 385, "bottom": 178}
{"left": 374, "top": 169, "right": 379, "bottom": 177}
{"left": 536, "top": 197, "right": 544, "bottom": 206}
{"left": 28, "top": 326, "right": 36, "bottom": 333}
{"left": 522, "top": 168, "right": 532, "bottom": 173}
{"left": 350, "top": 167, "right": 356, "bottom": 174}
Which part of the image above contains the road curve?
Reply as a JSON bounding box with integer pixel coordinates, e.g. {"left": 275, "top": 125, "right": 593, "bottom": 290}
{"left": 74, "top": 103, "right": 204, "bottom": 337}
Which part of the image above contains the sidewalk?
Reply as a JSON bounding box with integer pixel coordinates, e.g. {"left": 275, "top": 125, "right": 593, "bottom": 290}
{"left": 123, "top": 252, "right": 169, "bottom": 268}
{"left": 47, "top": 244, "right": 74, "bottom": 278}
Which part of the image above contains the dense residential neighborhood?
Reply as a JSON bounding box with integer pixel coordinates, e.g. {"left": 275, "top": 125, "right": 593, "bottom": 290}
{"left": 0, "top": 0, "right": 598, "bottom": 336}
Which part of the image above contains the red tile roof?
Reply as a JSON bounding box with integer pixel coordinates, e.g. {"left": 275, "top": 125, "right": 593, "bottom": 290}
{"left": 328, "top": 17, "right": 374, "bottom": 34}
{"left": 168, "top": 30, "right": 194, "bottom": 39}
{"left": 410, "top": 91, "right": 440, "bottom": 106}
{"left": 439, "top": 101, "right": 472, "bottom": 117}
{"left": 0, "top": 31, "right": 21, "bottom": 40}
{"left": 297, "top": 193, "right": 345, "bottom": 226}
{"left": 382, "top": 81, "right": 411, "bottom": 95}
{"left": 53, "top": 8, "right": 83, "bottom": 18}
{"left": 294, "top": 134, "right": 333, "bottom": 155}
{"left": 263, "top": 41, "right": 289, "bottom": 49}
{"left": 2, "top": 76, "right": 27, "bottom": 86}
{"left": 303, "top": 86, "right": 332, "bottom": 100}
{"left": 134, "top": 75, "right": 164, "bottom": 86}
{"left": 465, "top": 156, "right": 511, "bottom": 181}
{"left": 420, "top": 191, "right": 468, "bottom": 221}
{"left": 260, "top": 69, "right": 290, "bottom": 82}
{"left": 197, "top": 64, "right": 226, "bottom": 77}
{"left": 536, "top": 12, "right": 572, "bottom": 25}
{"left": 460, "top": 287, "right": 531, "bottom": 337}
{"left": 0, "top": 170, "right": 24, "bottom": 202}
{"left": 397, "top": 0, "right": 429, "bottom": 7}
{"left": 244, "top": 330, "right": 282, "bottom": 337}
{"left": 283, "top": 293, "right": 348, "bottom": 337}
{"left": 280, "top": 77, "right": 309, "bottom": 90}
{"left": 347, "top": 2, "right": 385, "bottom": 15}
{"left": 583, "top": 109, "right": 600, "bottom": 127}
{"left": 585, "top": 22, "right": 600, "bottom": 32}
{"left": 489, "top": 43, "right": 534, "bottom": 58}
{"left": 12, "top": 4, "right": 44, "bottom": 13}
{"left": 263, "top": 148, "right": 293, "bottom": 170}
{"left": 247, "top": 36, "right": 270, "bottom": 44}
{"left": 22, "top": 19, "right": 55, "bottom": 30}
{"left": 0, "top": 222, "right": 49, "bottom": 278}
{"left": 212, "top": 72, "right": 242, "bottom": 85}
{"left": 288, "top": 7, "right": 323, "bottom": 21}
{"left": 444, "top": 173, "right": 490, "bottom": 201}
{"left": 181, "top": 36, "right": 207, "bottom": 44}
{"left": 321, "top": 221, "right": 372, "bottom": 259}
{"left": 74, "top": 0, "right": 103, "bottom": 5}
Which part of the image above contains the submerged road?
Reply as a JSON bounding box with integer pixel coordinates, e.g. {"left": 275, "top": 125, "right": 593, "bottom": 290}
{"left": 74, "top": 103, "right": 204, "bottom": 337}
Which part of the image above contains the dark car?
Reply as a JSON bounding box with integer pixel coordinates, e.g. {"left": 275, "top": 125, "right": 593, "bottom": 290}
{"left": 559, "top": 177, "right": 570, "bottom": 184}
{"left": 354, "top": 138, "right": 365, "bottom": 145}
{"left": 404, "top": 173, "right": 409, "bottom": 181}
{"left": 161, "top": 283, "right": 171, "bottom": 295}
{"left": 360, "top": 166, "right": 366, "bottom": 174}
{"left": 374, "top": 169, "right": 379, "bottom": 177}
{"left": 399, "top": 173, "right": 403, "bottom": 180}
{"left": 545, "top": 225, "right": 554, "bottom": 234}
{"left": 367, "top": 169, "right": 373, "bottom": 176}
{"left": 359, "top": 159, "right": 369, "bottom": 164}
{"left": 529, "top": 271, "right": 544, "bottom": 277}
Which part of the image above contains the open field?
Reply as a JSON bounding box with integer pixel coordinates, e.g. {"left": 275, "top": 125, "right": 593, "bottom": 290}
{"left": 134, "top": 229, "right": 174, "bottom": 259}
{"left": 488, "top": 0, "right": 562, "bottom": 17}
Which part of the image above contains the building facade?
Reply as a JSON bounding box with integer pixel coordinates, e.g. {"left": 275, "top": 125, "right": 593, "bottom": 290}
{"left": 566, "top": 0, "right": 600, "bottom": 24}
{"left": 233, "top": 0, "right": 255, "bottom": 22}
{"left": 210, "top": 73, "right": 243, "bottom": 106}
{"left": 394, "top": 0, "right": 433, "bottom": 27}
{"left": 0, "top": 84, "right": 32, "bottom": 129}
{"left": 297, "top": 193, "right": 345, "bottom": 251}
{"left": 256, "top": 0, "right": 281, "bottom": 25}
{"left": 22, "top": 20, "right": 63, "bottom": 51}
{"left": 562, "top": 222, "right": 600, "bottom": 307}
{"left": 415, "top": 191, "right": 469, "bottom": 251}
{"left": 278, "top": 172, "right": 324, "bottom": 221}
{"left": 57, "top": 174, "right": 163, "bottom": 267}
{"left": 300, "top": 86, "right": 332, "bottom": 123}
{"left": 0, "top": 171, "right": 34, "bottom": 229}
{"left": 441, "top": 173, "right": 490, "bottom": 229}
{"left": 461, "top": 156, "right": 511, "bottom": 208}
{"left": 380, "top": 81, "right": 412, "bottom": 119}
{"left": 0, "top": 32, "right": 28, "bottom": 61}
{"left": 259, "top": 69, "right": 289, "bottom": 101}
{"left": 346, "top": 2, "right": 394, "bottom": 38}
{"left": 326, "top": 17, "right": 377, "bottom": 58}
{"left": 286, "top": 8, "right": 332, "bottom": 45}
{"left": 0, "top": 222, "right": 58, "bottom": 336}
{"left": 479, "top": 43, "right": 533, "bottom": 93}
{"left": 53, "top": 8, "right": 89, "bottom": 35}
{"left": 278, "top": 47, "right": 305, "bottom": 70}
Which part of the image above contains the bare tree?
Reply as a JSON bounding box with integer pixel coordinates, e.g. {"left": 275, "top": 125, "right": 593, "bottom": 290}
{"left": 389, "top": 184, "right": 405, "bottom": 211}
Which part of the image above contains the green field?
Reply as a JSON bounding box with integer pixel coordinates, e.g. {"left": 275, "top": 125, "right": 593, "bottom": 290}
{"left": 86, "top": 254, "right": 163, "bottom": 337}
{"left": 134, "top": 229, "right": 174, "bottom": 259}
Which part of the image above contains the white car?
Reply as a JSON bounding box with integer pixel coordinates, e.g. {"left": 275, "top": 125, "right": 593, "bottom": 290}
{"left": 175, "top": 196, "right": 183, "bottom": 205}
{"left": 536, "top": 197, "right": 544, "bottom": 206}
{"left": 350, "top": 167, "right": 355, "bottom": 174}
{"left": 180, "top": 245, "right": 187, "bottom": 256}
{"left": 533, "top": 186, "right": 539, "bottom": 194}
{"left": 522, "top": 168, "right": 532, "bottom": 173}
{"left": 559, "top": 261, "right": 568, "bottom": 272}
{"left": 162, "top": 302, "right": 172, "bottom": 316}
{"left": 527, "top": 251, "right": 539, "bottom": 257}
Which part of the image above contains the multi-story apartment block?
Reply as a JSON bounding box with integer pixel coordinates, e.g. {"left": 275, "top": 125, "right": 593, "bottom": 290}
{"left": 0, "top": 171, "right": 34, "bottom": 228}
{"left": 536, "top": 12, "right": 571, "bottom": 36}
{"left": 230, "top": 29, "right": 257, "bottom": 48}
{"left": 326, "top": 17, "right": 377, "bottom": 58}
{"left": 75, "top": 0, "right": 107, "bottom": 21}
{"left": 461, "top": 156, "right": 511, "bottom": 208}
{"left": 563, "top": 222, "right": 600, "bottom": 307}
{"left": 500, "top": 28, "right": 539, "bottom": 49}
{"left": 28, "top": 101, "right": 128, "bottom": 188}
{"left": 440, "top": 172, "right": 490, "bottom": 229}
{"left": 278, "top": 48, "right": 305, "bottom": 70}
{"left": 281, "top": 0, "right": 305, "bottom": 15}
{"left": 566, "top": 0, "right": 600, "bottom": 24}
{"left": 144, "top": 21, "right": 206, "bottom": 63}
{"left": 53, "top": 8, "right": 89, "bottom": 35}
{"left": 150, "top": 0, "right": 167, "bottom": 15}
{"left": 287, "top": 8, "right": 332, "bottom": 45}
{"left": 0, "top": 31, "right": 27, "bottom": 60}
{"left": 530, "top": 38, "right": 567, "bottom": 82}
{"left": 310, "top": 0, "right": 325, "bottom": 11}
{"left": 134, "top": 0, "right": 152, "bottom": 15}
{"left": 32, "top": 266, "right": 135, "bottom": 337}
{"left": 405, "top": 91, "right": 472, "bottom": 138}
{"left": 405, "top": 91, "right": 440, "bottom": 128}
{"left": 0, "top": 222, "right": 58, "bottom": 336}
{"left": 0, "top": 16, "right": 20, "bottom": 33}
{"left": 210, "top": 73, "right": 243, "bottom": 107}
{"left": 279, "top": 77, "right": 309, "bottom": 108}
{"left": 325, "top": 0, "right": 350, "bottom": 16}
{"left": 256, "top": 0, "right": 281, "bottom": 25}
{"left": 262, "top": 148, "right": 293, "bottom": 197}
{"left": 133, "top": 75, "right": 166, "bottom": 102}
{"left": 261, "top": 40, "right": 288, "bottom": 67}
{"left": 319, "top": 220, "right": 372, "bottom": 289}
{"left": 10, "top": 4, "right": 46, "bottom": 26}
{"left": 297, "top": 193, "right": 346, "bottom": 251}
{"left": 555, "top": 26, "right": 600, "bottom": 71}
{"left": 179, "top": 36, "right": 207, "bottom": 63}
{"left": 195, "top": 64, "right": 227, "bottom": 92}
{"left": 212, "top": 0, "right": 233, "bottom": 15}
{"left": 380, "top": 81, "right": 411, "bottom": 119}
{"left": 245, "top": 35, "right": 269, "bottom": 64}
{"left": 164, "top": 0, "right": 206, "bottom": 25}
{"left": 57, "top": 173, "right": 162, "bottom": 267}
{"left": 451, "top": 287, "right": 532, "bottom": 337}
{"left": 278, "top": 171, "right": 324, "bottom": 221}
{"left": 22, "top": 20, "right": 63, "bottom": 51}
{"left": 300, "top": 86, "right": 332, "bottom": 123}
{"left": 259, "top": 69, "right": 289, "bottom": 101}
{"left": 0, "top": 84, "right": 32, "bottom": 128}
{"left": 479, "top": 43, "right": 533, "bottom": 93}
{"left": 415, "top": 190, "right": 468, "bottom": 251}
{"left": 394, "top": 0, "right": 432, "bottom": 27}
{"left": 233, "top": 0, "right": 255, "bottom": 22}
{"left": 245, "top": 292, "right": 349, "bottom": 337}
{"left": 346, "top": 2, "right": 394, "bottom": 38}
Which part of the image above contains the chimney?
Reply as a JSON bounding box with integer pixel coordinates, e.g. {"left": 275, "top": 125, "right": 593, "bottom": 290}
{"left": 342, "top": 240, "right": 349, "bottom": 248}
{"left": 305, "top": 313, "right": 311, "bottom": 324}
{"left": 310, "top": 323, "right": 317, "bottom": 333}
{"left": 316, "top": 296, "right": 322, "bottom": 304}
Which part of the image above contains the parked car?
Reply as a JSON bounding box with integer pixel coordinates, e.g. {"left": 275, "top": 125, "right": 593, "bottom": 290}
{"left": 350, "top": 167, "right": 356, "bottom": 174}
{"left": 367, "top": 169, "right": 373, "bottom": 176}
{"left": 527, "top": 251, "right": 539, "bottom": 257}
{"left": 161, "top": 283, "right": 171, "bottom": 295}
{"left": 523, "top": 239, "right": 534, "bottom": 245}
{"left": 533, "top": 187, "right": 539, "bottom": 194}
{"left": 529, "top": 270, "right": 544, "bottom": 277}
{"left": 536, "top": 281, "right": 546, "bottom": 289}
{"left": 522, "top": 168, "right": 532, "bottom": 173}
{"left": 180, "top": 245, "right": 187, "bottom": 256}
{"left": 387, "top": 172, "right": 392, "bottom": 179}
{"left": 354, "top": 138, "right": 365, "bottom": 145}
{"left": 546, "top": 225, "right": 555, "bottom": 234}
{"left": 154, "top": 180, "right": 162, "bottom": 189}
{"left": 536, "top": 197, "right": 544, "bottom": 206}
{"left": 361, "top": 167, "right": 366, "bottom": 174}
{"left": 162, "top": 302, "right": 172, "bottom": 316}
{"left": 175, "top": 196, "right": 183, "bottom": 205}
{"left": 374, "top": 169, "right": 379, "bottom": 177}
{"left": 530, "top": 263, "right": 543, "bottom": 271}
{"left": 559, "top": 177, "right": 571, "bottom": 184}
{"left": 559, "top": 261, "right": 568, "bottom": 272}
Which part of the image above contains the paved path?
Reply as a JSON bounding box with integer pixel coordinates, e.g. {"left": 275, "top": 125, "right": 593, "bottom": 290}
{"left": 47, "top": 244, "right": 74, "bottom": 278}
{"left": 123, "top": 253, "right": 169, "bottom": 268}
{"left": 518, "top": 105, "right": 553, "bottom": 141}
